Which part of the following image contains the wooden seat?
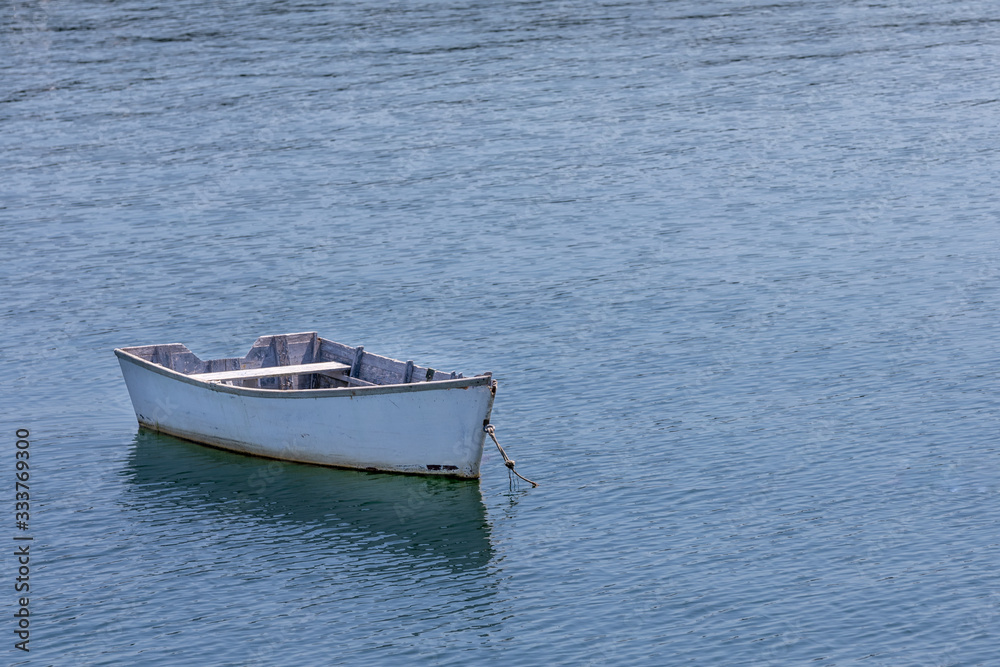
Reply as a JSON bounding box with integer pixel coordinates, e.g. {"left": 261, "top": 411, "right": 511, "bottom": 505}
{"left": 189, "top": 361, "right": 351, "bottom": 383}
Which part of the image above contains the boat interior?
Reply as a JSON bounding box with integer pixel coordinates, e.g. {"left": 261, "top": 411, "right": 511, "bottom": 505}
{"left": 119, "top": 332, "right": 465, "bottom": 390}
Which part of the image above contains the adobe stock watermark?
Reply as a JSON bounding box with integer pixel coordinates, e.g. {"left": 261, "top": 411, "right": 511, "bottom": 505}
{"left": 12, "top": 429, "right": 33, "bottom": 653}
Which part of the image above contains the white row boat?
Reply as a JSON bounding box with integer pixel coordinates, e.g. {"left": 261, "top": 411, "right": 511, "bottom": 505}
{"left": 115, "top": 332, "right": 496, "bottom": 478}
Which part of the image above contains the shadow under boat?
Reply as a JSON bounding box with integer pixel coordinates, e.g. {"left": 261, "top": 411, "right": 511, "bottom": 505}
{"left": 121, "top": 428, "right": 494, "bottom": 572}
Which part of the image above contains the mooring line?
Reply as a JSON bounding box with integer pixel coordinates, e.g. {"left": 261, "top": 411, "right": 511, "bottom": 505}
{"left": 485, "top": 424, "right": 538, "bottom": 488}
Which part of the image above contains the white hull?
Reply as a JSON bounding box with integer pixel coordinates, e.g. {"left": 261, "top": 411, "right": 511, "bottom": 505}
{"left": 115, "top": 338, "right": 495, "bottom": 478}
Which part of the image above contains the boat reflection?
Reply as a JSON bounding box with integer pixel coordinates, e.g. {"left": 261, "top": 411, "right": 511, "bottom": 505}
{"left": 122, "top": 428, "right": 494, "bottom": 572}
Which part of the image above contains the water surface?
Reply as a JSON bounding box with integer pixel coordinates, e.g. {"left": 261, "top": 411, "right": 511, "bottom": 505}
{"left": 3, "top": 0, "right": 1000, "bottom": 664}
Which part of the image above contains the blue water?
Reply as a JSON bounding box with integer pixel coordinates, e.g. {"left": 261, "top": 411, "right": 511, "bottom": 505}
{"left": 4, "top": 0, "right": 1000, "bottom": 664}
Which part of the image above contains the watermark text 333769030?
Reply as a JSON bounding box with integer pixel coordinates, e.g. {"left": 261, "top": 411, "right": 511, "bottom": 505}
{"left": 13, "top": 429, "right": 32, "bottom": 653}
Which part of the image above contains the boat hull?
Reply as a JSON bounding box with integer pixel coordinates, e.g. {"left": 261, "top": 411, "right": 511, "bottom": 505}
{"left": 116, "top": 351, "right": 495, "bottom": 478}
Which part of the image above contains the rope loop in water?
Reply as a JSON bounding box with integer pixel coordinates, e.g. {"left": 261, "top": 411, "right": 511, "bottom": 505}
{"left": 485, "top": 423, "right": 538, "bottom": 488}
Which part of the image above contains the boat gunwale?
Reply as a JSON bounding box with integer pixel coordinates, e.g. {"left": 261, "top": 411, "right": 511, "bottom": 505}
{"left": 114, "top": 347, "right": 492, "bottom": 399}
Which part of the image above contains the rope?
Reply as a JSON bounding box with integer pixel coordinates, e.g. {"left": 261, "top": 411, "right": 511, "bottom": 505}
{"left": 485, "top": 424, "right": 538, "bottom": 488}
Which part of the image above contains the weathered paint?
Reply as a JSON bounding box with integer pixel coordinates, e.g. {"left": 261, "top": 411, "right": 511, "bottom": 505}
{"left": 114, "top": 335, "right": 495, "bottom": 478}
